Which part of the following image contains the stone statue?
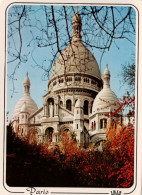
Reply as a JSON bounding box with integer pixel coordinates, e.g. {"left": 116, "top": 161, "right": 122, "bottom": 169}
{"left": 49, "top": 102, "right": 54, "bottom": 117}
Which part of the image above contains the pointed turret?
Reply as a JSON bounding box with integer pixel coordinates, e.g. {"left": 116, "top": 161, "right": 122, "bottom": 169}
{"left": 92, "top": 64, "right": 119, "bottom": 114}
{"left": 12, "top": 72, "right": 38, "bottom": 121}
{"left": 74, "top": 98, "right": 84, "bottom": 144}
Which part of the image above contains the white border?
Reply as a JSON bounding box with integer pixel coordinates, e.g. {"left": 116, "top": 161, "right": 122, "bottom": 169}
{"left": 0, "top": 0, "right": 141, "bottom": 195}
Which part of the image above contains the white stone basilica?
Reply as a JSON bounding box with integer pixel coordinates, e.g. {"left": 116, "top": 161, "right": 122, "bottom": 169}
{"left": 11, "top": 10, "right": 123, "bottom": 147}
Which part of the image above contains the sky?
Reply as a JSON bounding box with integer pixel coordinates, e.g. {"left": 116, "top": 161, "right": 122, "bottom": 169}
{"left": 6, "top": 5, "right": 136, "bottom": 121}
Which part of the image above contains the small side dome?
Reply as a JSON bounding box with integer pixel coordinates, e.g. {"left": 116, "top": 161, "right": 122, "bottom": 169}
{"left": 13, "top": 95, "right": 38, "bottom": 119}
{"left": 92, "top": 65, "right": 119, "bottom": 113}
{"left": 24, "top": 72, "right": 30, "bottom": 86}
{"left": 20, "top": 102, "right": 28, "bottom": 113}
{"left": 12, "top": 73, "right": 38, "bottom": 120}
{"left": 92, "top": 88, "right": 119, "bottom": 113}
{"left": 75, "top": 99, "right": 83, "bottom": 108}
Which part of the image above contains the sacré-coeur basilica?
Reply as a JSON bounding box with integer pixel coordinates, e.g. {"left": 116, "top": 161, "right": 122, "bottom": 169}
{"left": 11, "top": 9, "right": 128, "bottom": 148}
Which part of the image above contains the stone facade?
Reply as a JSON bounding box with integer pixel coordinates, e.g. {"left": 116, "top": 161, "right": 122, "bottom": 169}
{"left": 11, "top": 10, "right": 130, "bottom": 148}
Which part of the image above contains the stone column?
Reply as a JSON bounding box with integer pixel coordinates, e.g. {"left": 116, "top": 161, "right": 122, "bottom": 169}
{"left": 96, "top": 113, "right": 99, "bottom": 131}
{"left": 76, "top": 131, "right": 81, "bottom": 143}
{"left": 63, "top": 93, "right": 66, "bottom": 108}
{"left": 43, "top": 105, "right": 46, "bottom": 116}
{"left": 72, "top": 96, "right": 75, "bottom": 113}
{"left": 89, "top": 102, "right": 91, "bottom": 114}
{"left": 54, "top": 103, "right": 58, "bottom": 116}
{"left": 56, "top": 104, "right": 57, "bottom": 115}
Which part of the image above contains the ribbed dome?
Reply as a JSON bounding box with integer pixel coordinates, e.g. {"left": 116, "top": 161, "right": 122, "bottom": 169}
{"left": 92, "top": 65, "right": 119, "bottom": 113}
{"left": 92, "top": 88, "right": 119, "bottom": 113}
{"left": 50, "top": 9, "right": 101, "bottom": 81}
{"left": 12, "top": 95, "right": 38, "bottom": 119}
{"left": 50, "top": 41, "right": 101, "bottom": 80}
{"left": 75, "top": 99, "right": 83, "bottom": 108}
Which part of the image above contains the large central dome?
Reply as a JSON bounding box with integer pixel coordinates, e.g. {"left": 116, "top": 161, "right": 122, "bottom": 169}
{"left": 50, "top": 41, "right": 101, "bottom": 80}
{"left": 50, "top": 10, "right": 101, "bottom": 82}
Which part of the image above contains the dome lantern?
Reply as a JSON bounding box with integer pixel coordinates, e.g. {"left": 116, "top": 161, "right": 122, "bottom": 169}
{"left": 23, "top": 72, "right": 30, "bottom": 95}
{"left": 49, "top": 7, "right": 102, "bottom": 94}
{"left": 72, "top": 7, "right": 82, "bottom": 42}
{"left": 102, "top": 64, "right": 110, "bottom": 88}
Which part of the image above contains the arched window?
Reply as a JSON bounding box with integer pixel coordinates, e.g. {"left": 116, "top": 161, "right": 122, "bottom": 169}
{"left": 45, "top": 127, "right": 53, "bottom": 141}
{"left": 104, "top": 119, "right": 107, "bottom": 128}
{"left": 59, "top": 78, "right": 64, "bottom": 84}
{"left": 84, "top": 78, "right": 89, "bottom": 83}
{"left": 60, "top": 101, "right": 63, "bottom": 106}
{"left": 84, "top": 100, "right": 89, "bottom": 115}
{"left": 53, "top": 81, "right": 57, "bottom": 86}
{"left": 75, "top": 76, "right": 81, "bottom": 82}
{"left": 100, "top": 119, "right": 103, "bottom": 129}
{"left": 66, "top": 99, "right": 72, "bottom": 111}
{"left": 48, "top": 98, "right": 54, "bottom": 117}
{"left": 91, "top": 79, "right": 96, "bottom": 85}
{"left": 100, "top": 118, "right": 107, "bottom": 129}
{"left": 67, "top": 77, "right": 72, "bottom": 82}
{"left": 94, "top": 121, "right": 96, "bottom": 130}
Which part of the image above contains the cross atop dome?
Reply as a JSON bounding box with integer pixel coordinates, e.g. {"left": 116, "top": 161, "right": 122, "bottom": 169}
{"left": 76, "top": 6, "right": 79, "bottom": 13}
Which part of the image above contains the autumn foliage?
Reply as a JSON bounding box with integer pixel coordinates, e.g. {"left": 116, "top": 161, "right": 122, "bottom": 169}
{"left": 7, "top": 94, "right": 134, "bottom": 188}
{"left": 105, "top": 124, "right": 134, "bottom": 187}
